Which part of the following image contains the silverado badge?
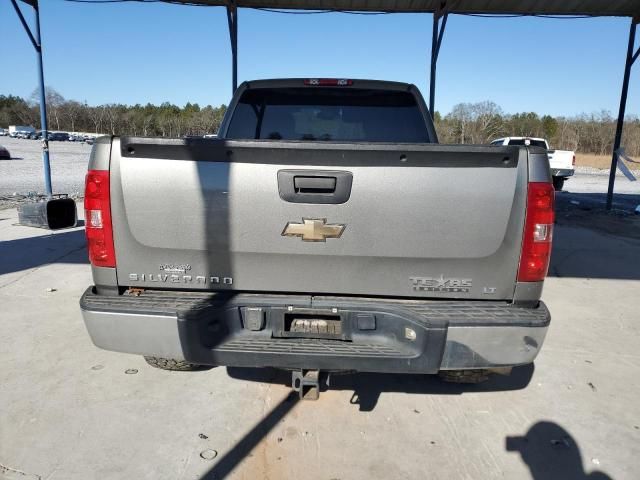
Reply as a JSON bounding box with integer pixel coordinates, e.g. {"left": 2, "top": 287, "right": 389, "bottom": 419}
{"left": 282, "top": 218, "right": 345, "bottom": 242}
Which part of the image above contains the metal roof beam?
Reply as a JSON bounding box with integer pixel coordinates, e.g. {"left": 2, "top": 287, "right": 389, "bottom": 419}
{"left": 11, "top": 0, "right": 39, "bottom": 51}
{"left": 606, "top": 19, "right": 638, "bottom": 209}
{"left": 11, "top": 0, "right": 53, "bottom": 197}
{"left": 631, "top": 43, "right": 639, "bottom": 66}
{"left": 226, "top": 3, "right": 238, "bottom": 94}
{"left": 429, "top": 6, "right": 448, "bottom": 118}
{"left": 164, "top": 1, "right": 640, "bottom": 17}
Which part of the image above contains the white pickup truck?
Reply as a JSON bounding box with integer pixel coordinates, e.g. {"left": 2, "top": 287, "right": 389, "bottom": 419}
{"left": 491, "top": 137, "right": 575, "bottom": 190}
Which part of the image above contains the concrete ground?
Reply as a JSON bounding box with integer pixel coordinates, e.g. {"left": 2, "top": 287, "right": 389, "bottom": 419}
{"left": 1, "top": 196, "right": 640, "bottom": 480}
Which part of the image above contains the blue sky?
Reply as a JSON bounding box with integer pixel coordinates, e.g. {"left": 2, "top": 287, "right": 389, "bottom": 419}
{"left": 2, "top": 0, "right": 638, "bottom": 116}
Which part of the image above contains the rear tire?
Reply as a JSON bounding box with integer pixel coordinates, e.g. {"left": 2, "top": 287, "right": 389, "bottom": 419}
{"left": 438, "top": 369, "right": 491, "bottom": 384}
{"left": 143, "top": 356, "right": 204, "bottom": 371}
{"left": 552, "top": 176, "right": 565, "bottom": 191}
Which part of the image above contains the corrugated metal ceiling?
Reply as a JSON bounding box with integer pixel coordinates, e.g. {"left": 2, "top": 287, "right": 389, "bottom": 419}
{"left": 20, "top": 0, "right": 639, "bottom": 17}
{"left": 173, "top": 0, "right": 640, "bottom": 17}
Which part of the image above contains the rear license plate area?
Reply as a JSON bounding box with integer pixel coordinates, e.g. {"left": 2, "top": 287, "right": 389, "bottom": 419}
{"left": 272, "top": 309, "right": 349, "bottom": 340}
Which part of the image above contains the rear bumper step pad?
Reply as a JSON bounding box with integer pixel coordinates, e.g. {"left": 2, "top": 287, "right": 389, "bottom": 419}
{"left": 80, "top": 288, "right": 550, "bottom": 373}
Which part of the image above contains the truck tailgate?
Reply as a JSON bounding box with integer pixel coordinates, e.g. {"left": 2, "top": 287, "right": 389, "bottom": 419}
{"left": 547, "top": 150, "right": 574, "bottom": 170}
{"left": 110, "top": 138, "right": 527, "bottom": 300}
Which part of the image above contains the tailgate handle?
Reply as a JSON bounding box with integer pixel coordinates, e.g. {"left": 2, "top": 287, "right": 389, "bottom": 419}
{"left": 294, "top": 176, "right": 336, "bottom": 194}
{"left": 278, "top": 170, "right": 353, "bottom": 204}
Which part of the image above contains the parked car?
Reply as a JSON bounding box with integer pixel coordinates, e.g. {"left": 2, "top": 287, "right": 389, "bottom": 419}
{"left": 8, "top": 125, "right": 36, "bottom": 137}
{"left": 49, "top": 132, "right": 69, "bottom": 141}
{"left": 0, "top": 145, "right": 11, "bottom": 160}
{"left": 0, "top": 128, "right": 8, "bottom": 136}
{"left": 80, "top": 78, "right": 554, "bottom": 394}
{"left": 491, "top": 137, "right": 575, "bottom": 190}
{"left": 85, "top": 137, "right": 95, "bottom": 145}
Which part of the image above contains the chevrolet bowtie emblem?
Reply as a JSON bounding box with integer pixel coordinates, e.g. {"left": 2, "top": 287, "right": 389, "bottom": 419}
{"left": 282, "top": 218, "right": 346, "bottom": 242}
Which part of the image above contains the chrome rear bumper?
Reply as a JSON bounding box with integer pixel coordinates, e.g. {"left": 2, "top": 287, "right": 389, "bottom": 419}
{"left": 551, "top": 168, "right": 574, "bottom": 177}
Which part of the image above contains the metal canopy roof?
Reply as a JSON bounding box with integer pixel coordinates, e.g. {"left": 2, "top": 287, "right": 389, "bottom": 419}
{"left": 169, "top": 0, "right": 640, "bottom": 17}
{"left": 21, "top": 0, "right": 639, "bottom": 17}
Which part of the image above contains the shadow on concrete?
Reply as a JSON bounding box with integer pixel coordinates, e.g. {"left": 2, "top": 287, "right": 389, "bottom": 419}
{"left": 0, "top": 228, "right": 87, "bottom": 275}
{"left": 507, "top": 421, "right": 612, "bottom": 480}
{"left": 556, "top": 189, "right": 639, "bottom": 214}
{"left": 227, "top": 363, "right": 534, "bottom": 412}
{"left": 191, "top": 366, "right": 534, "bottom": 479}
{"left": 550, "top": 192, "right": 640, "bottom": 280}
{"left": 200, "top": 391, "right": 299, "bottom": 480}
{"left": 197, "top": 365, "right": 530, "bottom": 479}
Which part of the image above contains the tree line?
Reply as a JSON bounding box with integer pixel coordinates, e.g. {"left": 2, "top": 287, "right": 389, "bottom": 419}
{"left": 0, "top": 88, "right": 226, "bottom": 137}
{"left": 1, "top": 89, "right": 638, "bottom": 156}
{"left": 434, "top": 101, "right": 640, "bottom": 156}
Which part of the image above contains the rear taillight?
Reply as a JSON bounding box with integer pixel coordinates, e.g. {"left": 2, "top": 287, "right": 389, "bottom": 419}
{"left": 304, "top": 78, "right": 353, "bottom": 86}
{"left": 84, "top": 170, "right": 115, "bottom": 267}
{"left": 517, "top": 182, "right": 555, "bottom": 282}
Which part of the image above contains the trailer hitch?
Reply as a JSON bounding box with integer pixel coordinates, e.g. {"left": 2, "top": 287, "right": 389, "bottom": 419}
{"left": 291, "top": 370, "right": 326, "bottom": 400}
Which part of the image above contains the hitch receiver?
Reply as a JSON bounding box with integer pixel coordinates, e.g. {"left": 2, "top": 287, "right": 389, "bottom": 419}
{"left": 292, "top": 370, "right": 323, "bottom": 401}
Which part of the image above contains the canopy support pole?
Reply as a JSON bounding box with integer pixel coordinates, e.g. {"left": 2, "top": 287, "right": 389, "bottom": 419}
{"left": 606, "top": 17, "right": 638, "bottom": 210}
{"left": 11, "top": 0, "right": 52, "bottom": 198}
{"left": 429, "top": 6, "right": 448, "bottom": 119}
{"left": 227, "top": 3, "right": 238, "bottom": 95}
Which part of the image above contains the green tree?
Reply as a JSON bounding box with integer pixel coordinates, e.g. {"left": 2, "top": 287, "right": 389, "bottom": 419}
{"left": 541, "top": 115, "right": 558, "bottom": 139}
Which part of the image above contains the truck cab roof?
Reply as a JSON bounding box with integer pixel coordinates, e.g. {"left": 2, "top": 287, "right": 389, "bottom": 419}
{"left": 240, "top": 78, "right": 418, "bottom": 92}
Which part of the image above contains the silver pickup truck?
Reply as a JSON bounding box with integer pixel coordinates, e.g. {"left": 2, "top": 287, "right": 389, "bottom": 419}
{"left": 80, "top": 79, "right": 553, "bottom": 392}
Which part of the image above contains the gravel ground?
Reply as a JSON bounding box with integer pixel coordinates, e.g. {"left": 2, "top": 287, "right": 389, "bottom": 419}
{"left": 0, "top": 136, "right": 92, "bottom": 206}
{"left": 1, "top": 136, "right": 639, "bottom": 208}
